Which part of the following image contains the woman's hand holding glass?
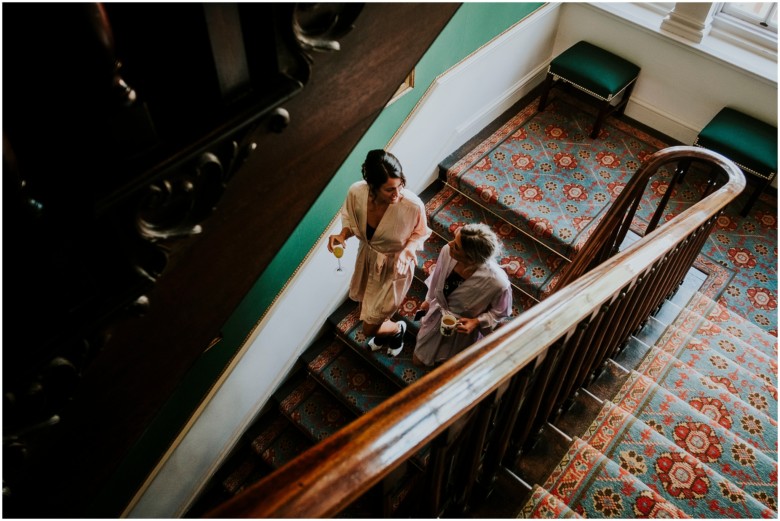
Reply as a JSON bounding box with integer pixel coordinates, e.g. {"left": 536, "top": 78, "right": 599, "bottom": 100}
{"left": 329, "top": 233, "right": 347, "bottom": 274}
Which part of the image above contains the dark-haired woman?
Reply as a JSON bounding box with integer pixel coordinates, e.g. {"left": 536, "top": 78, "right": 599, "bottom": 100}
{"left": 413, "top": 223, "right": 512, "bottom": 367}
{"left": 328, "top": 149, "right": 431, "bottom": 356}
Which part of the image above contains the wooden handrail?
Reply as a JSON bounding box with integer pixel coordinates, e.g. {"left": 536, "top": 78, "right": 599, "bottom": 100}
{"left": 206, "top": 146, "right": 744, "bottom": 518}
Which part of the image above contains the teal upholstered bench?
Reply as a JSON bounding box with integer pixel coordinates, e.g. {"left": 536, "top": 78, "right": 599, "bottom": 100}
{"left": 695, "top": 107, "right": 777, "bottom": 215}
{"left": 538, "top": 41, "right": 640, "bottom": 139}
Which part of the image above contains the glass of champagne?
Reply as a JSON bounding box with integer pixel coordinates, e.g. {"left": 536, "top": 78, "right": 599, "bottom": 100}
{"left": 333, "top": 243, "right": 345, "bottom": 274}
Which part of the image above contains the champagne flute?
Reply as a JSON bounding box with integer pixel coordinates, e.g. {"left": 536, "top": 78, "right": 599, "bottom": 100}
{"left": 333, "top": 243, "right": 345, "bottom": 274}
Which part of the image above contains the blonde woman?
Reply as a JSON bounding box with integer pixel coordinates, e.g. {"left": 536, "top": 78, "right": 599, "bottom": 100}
{"left": 413, "top": 223, "right": 512, "bottom": 367}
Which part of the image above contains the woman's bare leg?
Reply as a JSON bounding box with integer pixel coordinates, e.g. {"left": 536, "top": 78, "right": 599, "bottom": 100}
{"left": 363, "top": 319, "right": 400, "bottom": 339}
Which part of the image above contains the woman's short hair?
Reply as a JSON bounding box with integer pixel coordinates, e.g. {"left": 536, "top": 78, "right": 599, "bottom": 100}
{"left": 362, "top": 149, "right": 406, "bottom": 195}
{"left": 459, "top": 223, "right": 502, "bottom": 265}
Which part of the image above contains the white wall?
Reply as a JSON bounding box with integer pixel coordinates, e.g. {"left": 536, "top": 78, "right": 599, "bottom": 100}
{"left": 555, "top": 3, "right": 777, "bottom": 145}
{"left": 124, "top": 2, "right": 777, "bottom": 516}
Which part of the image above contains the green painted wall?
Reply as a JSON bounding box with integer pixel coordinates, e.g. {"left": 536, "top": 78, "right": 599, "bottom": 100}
{"left": 94, "top": 2, "right": 544, "bottom": 515}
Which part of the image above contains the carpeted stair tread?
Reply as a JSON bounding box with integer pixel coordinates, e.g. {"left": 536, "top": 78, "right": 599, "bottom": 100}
{"left": 425, "top": 185, "right": 567, "bottom": 299}
{"left": 654, "top": 303, "right": 778, "bottom": 386}
{"left": 639, "top": 340, "right": 778, "bottom": 420}
{"left": 519, "top": 484, "right": 583, "bottom": 518}
{"left": 637, "top": 342, "right": 778, "bottom": 450}
{"left": 633, "top": 343, "right": 778, "bottom": 458}
{"left": 278, "top": 376, "right": 357, "bottom": 442}
{"left": 610, "top": 370, "right": 778, "bottom": 508}
{"left": 221, "top": 454, "right": 270, "bottom": 497}
{"left": 397, "top": 276, "right": 428, "bottom": 333}
{"left": 330, "top": 301, "right": 431, "bottom": 386}
{"left": 440, "top": 95, "right": 670, "bottom": 259}
{"left": 303, "top": 338, "right": 399, "bottom": 415}
{"left": 701, "top": 294, "right": 777, "bottom": 355}
{"left": 581, "top": 401, "right": 776, "bottom": 518}
{"left": 219, "top": 412, "right": 311, "bottom": 498}
{"left": 415, "top": 231, "right": 448, "bottom": 281}
{"left": 675, "top": 291, "right": 777, "bottom": 360}
{"left": 533, "top": 437, "right": 690, "bottom": 518}
{"left": 249, "top": 413, "right": 313, "bottom": 471}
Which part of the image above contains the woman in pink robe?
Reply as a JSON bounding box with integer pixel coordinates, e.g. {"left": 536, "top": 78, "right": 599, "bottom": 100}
{"left": 328, "top": 149, "right": 431, "bottom": 355}
{"left": 413, "top": 223, "right": 512, "bottom": 367}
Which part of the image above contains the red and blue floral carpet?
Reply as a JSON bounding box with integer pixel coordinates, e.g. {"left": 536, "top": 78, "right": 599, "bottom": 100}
{"left": 445, "top": 93, "right": 779, "bottom": 518}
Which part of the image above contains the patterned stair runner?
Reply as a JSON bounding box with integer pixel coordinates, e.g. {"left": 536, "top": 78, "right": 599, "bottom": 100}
{"left": 302, "top": 338, "right": 399, "bottom": 415}
{"left": 632, "top": 343, "right": 777, "bottom": 459}
{"left": 579, "top": 401, "right": 775, "bottom": 517}
{"left": 610, "top": 370, "right": 778, "bottom": 508}
{"left": 520, "top": 484, "right": 584, "bottom": 518}
{"left": 671, "top": 291, "right": 778, "bottom": 362}
{"left": 522, "top": 436, "right": 689, "bottom": 518}
{"left": 441, "top": 95, "right": 671, "bottom": 259}
{"left": 277, "top": 376, "right": 357, "bottom": 441}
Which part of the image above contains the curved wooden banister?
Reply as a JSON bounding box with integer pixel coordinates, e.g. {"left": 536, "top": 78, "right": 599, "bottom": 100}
{"left": 206, "top": 146, "right": 744, "bottom": 518}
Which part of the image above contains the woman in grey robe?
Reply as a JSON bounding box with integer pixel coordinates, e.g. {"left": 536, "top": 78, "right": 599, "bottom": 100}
{"left": 413, "top": 223, "right": 512, "bottom": 367}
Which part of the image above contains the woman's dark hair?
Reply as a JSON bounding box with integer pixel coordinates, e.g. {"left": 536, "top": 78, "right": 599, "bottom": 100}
{"left": 362, "top": 149, "right": 406, "bottom": 196}
{"left": 459, "top": 223, "right": 502, "bottom": 265}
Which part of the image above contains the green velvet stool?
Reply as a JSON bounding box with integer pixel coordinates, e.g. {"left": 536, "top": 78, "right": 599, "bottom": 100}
{"left": 538, "top": 41, "right": 640, "bottom": 139}
{"left": 695, "top": 107, "right": 777, "bottom": 216}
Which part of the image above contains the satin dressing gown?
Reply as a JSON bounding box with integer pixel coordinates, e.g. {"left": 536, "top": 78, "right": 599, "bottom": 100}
{"left": 341, "top": 181, "right": 431, "bottom": 324}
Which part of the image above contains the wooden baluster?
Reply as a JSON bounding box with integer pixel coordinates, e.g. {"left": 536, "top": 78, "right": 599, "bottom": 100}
{"left": 477, "top": 366, "right": 532, "bottom": 494}
{"left": 456, "top": 394, "right": 497, "bottom": 514}
{"left": 555, "top": 314, "right": 602, "bottom": 412}
{"left": 583, "top": 290, "right": 631, "bottom": 387}
{"left": 510, "top": 338, "right": 568, "bottom": 456}
{"left": 566, "top": 302, "right": 613, "bottom": 399}
{"left": 647, "top": 160, "right": 689, "bottom": 234}
{"left": 538, "top": 322, "right": 591, "bottom": 424}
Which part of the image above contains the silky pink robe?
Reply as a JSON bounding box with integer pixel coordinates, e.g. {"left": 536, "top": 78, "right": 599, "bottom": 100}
{"left": 341, "top": 181, "right": 431, "bottom": 324}
{"left": 413, "top": 243, "right": 512, "bottom": 366}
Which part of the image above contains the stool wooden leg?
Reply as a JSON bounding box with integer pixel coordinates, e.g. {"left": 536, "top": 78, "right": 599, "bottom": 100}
{"left": 740, "top": 176, "right": 772, "bottom": 216}
{"left": 590, "top": 100, "right": 612, "bottom": 139}
{"left": 617, "top": 80, "right": 636, "bottom": 116}
{"left": 537, "top": 73, "right": 555, "bottom": 112}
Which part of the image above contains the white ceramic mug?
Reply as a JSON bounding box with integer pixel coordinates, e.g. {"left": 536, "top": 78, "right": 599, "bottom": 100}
{"left": 440, "top": 313, "right": 458, "bottom": 336}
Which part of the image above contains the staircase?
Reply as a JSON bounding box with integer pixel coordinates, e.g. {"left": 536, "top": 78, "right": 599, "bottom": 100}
{"left": 189, "top": 92, "right": 775, "bottom": 517}
{"left": 506, "top": 278, "right": 778, "bottom": 518}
